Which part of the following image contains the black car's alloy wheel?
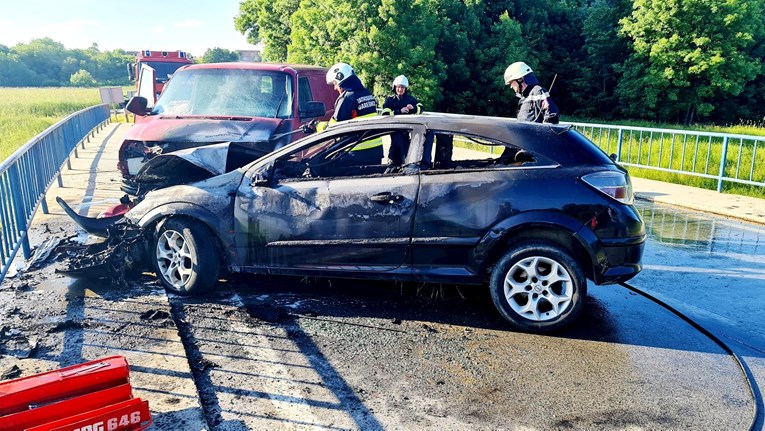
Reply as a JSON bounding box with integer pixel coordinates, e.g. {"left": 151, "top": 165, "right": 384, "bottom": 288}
{"left": 153, "top": 218, "right": 219, "bottom": 295}
{"left": 490, "top": 241, "right": 586, "bottom": 332}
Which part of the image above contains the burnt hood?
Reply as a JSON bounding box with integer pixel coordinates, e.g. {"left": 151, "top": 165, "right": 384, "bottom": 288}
{"left": 133, "top": 142, "right": 267, "bottom": 192}
{"left": 127, "top": 116, "right": 286, "bottom": 143}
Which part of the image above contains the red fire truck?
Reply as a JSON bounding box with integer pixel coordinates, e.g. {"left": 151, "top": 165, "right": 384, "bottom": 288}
{"left": 127, "top": 50, "right": 193, "bottom": 98}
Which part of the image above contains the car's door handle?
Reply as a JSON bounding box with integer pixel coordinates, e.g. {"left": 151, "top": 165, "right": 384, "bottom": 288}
{"left": 370, "top": 192, "right": 403, "bottom": 204}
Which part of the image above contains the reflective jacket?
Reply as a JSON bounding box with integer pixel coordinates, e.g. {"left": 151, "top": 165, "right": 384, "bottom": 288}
{"left": 333, "top": 75, "right": 377, "bottom": 122}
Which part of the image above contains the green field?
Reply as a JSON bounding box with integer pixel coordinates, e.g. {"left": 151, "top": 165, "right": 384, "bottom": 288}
{"left": 0, "top": 87, "right": 103, "bottom": 162}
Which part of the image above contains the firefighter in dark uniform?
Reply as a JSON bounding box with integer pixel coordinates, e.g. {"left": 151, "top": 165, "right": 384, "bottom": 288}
{"left": 381, "top": 75, "right": 423, "bottom": 165}
{"left": 504, "top": 62, "right": 559, "bottom": 124}
{"left": 318, "top": 62, "right": 381, "bottom": 164}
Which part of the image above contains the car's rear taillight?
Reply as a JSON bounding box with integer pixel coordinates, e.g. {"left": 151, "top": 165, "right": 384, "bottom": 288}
{"left": 581, "top": 171, "right": 633, "bottom": 204}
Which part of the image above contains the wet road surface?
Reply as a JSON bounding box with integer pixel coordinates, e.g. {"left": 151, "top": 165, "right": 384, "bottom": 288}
{"left": 630, "top": 199, "right": 765, "bottom": 430}
{"left": 157, "top": 199, "right": 765, "bottom": 430}
{"left": 632, "top": 200, "right": 765, "bottom": 355}
{"left": 3, "top": 191, "right": 764, "bottom": 429}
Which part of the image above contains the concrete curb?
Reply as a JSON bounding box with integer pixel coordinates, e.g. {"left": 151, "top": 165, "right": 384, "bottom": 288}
{"left": 632, "top": 177, "right": 765, "bottom": 226}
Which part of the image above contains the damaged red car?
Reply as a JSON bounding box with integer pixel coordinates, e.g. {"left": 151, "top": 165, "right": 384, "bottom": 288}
{"left": 60, "top": 114, "right": 645, "bottom": 333}
{"left": 118, "top": 62, "right": 336, "bottom": 197}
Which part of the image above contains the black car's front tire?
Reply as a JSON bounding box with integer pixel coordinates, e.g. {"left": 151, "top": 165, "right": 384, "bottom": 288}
{"left": 490, "top": 242, "right": 586, "bottom": 333}
{"left": 152, "top": 218, "right": 219, "bottom": 295}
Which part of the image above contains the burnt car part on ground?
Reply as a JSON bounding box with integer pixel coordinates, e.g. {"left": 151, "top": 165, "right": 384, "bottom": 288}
{"left": 118, "top": 63, "right": 336, "bottom": 197}
{"left": 60, "top": 114, "right": 645, "bottom": 333}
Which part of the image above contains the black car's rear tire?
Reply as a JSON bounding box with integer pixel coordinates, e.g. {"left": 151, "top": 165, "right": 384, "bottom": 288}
{"left": 152, "top": 218, "right": 219, "bottom": 295}
{"left": 490, "top": 241, "right": 586, "bottom": 333}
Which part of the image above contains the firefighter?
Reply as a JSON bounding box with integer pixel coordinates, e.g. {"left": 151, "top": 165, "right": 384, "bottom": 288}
{"left": 381, "top": 75, "right": 423, "bottom": 165}
{"left": 312, "top": 62, "right": 381, "bottom": 164}
{"left": 382, "top": 75, "right": 422, "bottom": 116}
{"left": 504, "top": 62, "right": 559, "bottom": 124}
{"left": 326, "top": 62, "right": 378, "bottom": 122}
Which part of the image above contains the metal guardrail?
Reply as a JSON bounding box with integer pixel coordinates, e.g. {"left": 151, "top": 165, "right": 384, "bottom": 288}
{"left": 567, "top": 121, "right": 765, "bottom": 192}
{"left": 0, "top": 104, "right": 110, "bottom": 282}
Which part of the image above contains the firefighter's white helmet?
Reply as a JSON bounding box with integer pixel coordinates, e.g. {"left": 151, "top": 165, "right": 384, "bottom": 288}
{"left": 326, "top": 62, "right": 354, "bottom": 84}
{"left": 392, "top": 75, "right": 409, "bottom": 88}
{"left": 504, "top": 62, "right": 533, "bottom": 84}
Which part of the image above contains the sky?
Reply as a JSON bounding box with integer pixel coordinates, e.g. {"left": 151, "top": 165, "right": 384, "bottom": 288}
{"left": 0, "top": 0, "right": 258, "bottom": 57}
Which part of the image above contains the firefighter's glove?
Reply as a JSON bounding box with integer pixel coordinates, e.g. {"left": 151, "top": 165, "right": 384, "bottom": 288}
{"left": 316, "top": 121, "right": 330, "bottom": 132}
{"left": 301, "top": 120, "right": 317, "bottom": 134}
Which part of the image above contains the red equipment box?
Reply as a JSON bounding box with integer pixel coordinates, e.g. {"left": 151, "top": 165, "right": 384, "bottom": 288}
{"left": 0, "top": 356, "right": 152, "bottom": 431}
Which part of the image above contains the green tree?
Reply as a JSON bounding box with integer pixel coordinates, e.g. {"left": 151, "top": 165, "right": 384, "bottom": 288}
{"left": 235, "top": 0, "right": 299, "bottom": 61}
{"left": 0, "top": 51, "right": 40, "bottom": 86}
{"left": 288, "top": 0, "right": 344, "bottom": 67}
{"left": 571, "top": 0, "right": 632, "bottom": 120}
{"left": 288, "top": 0, "right": 384, "bottom": 94}
{"left": 13, "top": 38, "right": 70, "bottom": 85}
{"left": 200, "top": 47, "right": 240, "bottom": 63}
{"left": 287, "top": 0, "right": 448, "bottom": 107}
{"left": 427, "top": 0, "right": 479, "bottom": 113}
{"left": 618, "top": 0, "right": 765, "bottom": 123}
{"left": 363, "top": 0, "right": 446, "bottom": 107}
{"left": 473, "top": 11, "right": 528, "bottom": 116}
{"left": 424, "top": 0, "right": 584, "bottom": 116}
{"left": 90, "top": 48, "right": 134, "bottom": 85}
{"left": 70, "top": 69, "right": 97, "bottom": 87}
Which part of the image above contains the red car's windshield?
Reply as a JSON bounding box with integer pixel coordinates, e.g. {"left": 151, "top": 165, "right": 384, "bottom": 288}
{"left": 153, "top": 68, "right": 294, "bottom": 119}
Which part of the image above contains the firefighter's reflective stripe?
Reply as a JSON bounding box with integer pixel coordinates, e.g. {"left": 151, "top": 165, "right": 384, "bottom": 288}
{"left": 351, "top": 112, "right": 382, "bottom": 151}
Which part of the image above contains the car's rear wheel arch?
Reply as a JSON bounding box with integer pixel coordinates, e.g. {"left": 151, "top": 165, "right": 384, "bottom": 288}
{"left": 487, "top": 225, "right": 594, "bottom": 281}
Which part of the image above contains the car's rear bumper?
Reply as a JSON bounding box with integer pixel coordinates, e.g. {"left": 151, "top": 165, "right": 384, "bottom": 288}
{"left": 593, "top": 237, "right": 645, "bottom": 284}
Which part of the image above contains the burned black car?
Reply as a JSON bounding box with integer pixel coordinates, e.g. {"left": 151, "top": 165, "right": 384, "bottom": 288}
{"left": 64, "top": 113, "right": 645, "bottom": 333}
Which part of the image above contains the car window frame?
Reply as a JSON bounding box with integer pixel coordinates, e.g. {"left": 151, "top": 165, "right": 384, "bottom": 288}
{"left": 297, "top": 76, "right": 312, "bottom": 116}
{"left": 265, "top": 123, "right": 425, "bottom": 182}
{"left": 419, "top": 129, "right": 557, "bottom": 173}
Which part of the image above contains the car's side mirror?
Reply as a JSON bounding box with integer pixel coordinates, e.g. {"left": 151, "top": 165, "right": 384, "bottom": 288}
{"left": 609, "top": 153, "right": 618, "bottom": 162}
{"left": 125, "top": 96, "right": 151, "bottom": 116}
{"left": 302, "top": 101, "right": 326, "bottom": 119}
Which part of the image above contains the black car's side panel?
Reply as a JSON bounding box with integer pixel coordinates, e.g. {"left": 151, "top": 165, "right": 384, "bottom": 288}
{"left": 412, "top": 166, "right": 605, "bottom": 274}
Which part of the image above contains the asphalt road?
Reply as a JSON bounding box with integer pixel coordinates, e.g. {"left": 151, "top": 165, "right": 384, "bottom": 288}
{"left": 1, "top": 122, "right": 764, "bottom": 430}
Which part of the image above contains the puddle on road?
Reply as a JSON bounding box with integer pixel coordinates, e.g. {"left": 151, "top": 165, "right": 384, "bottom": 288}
{"left": 632, "top": 200, "right": 765, "bottom": 355}
{"left": 635, "top": 200, "right": 765, "bottom": 259}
